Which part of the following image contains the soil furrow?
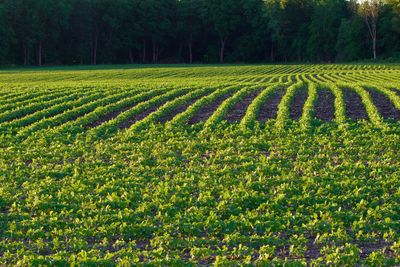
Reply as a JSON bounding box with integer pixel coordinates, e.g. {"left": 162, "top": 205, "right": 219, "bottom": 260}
{"left": 315, "top": 89, "right": 335, "bottom": 121}
{"left": 289, "top": 87, "right": 308, "bottom": 120}
{"left": 188, "top": 92, "right": 236, "bottom": 124}
{"left": 367, "top": 89, "right": 400, "bottom": 120}
{"left": 344, "top": 89, "right": 368, "bottom": 120}
{"left": 258, "top": 89, "right": 285, "bottom": 121}
{"left": 225, "top": 90, "right": 261, "bottom": 123}
{"left": 158, "top": 95, "right": 207, "bottom": 123}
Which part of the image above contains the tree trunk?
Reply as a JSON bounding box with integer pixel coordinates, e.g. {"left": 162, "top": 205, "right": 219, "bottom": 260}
{"left": 92, "top": 33, "right": 98, "bottom": 65}
{"left": 188, "top": 34, "right": 193, "bottom": 64}
{"left": 178, "top": 42, "right": 183, "bottom": 60}
{"left": 219, "top": 37, "right": 227, "bottom": 63}
{"left": 152, "top": 38, "right": 157, "bottom": 63}
{"left": 365, "top": 17, "right": 378, "bottom": 60}
{"left": 189, "top": 43, "right": 193, "bottom": 64}
{"left": 142, "top": 39, "right": 146, "bottom": 63}
{"left": 129, "top": 49, "right": 134, "bottom": 64}
{"left": 37, "top": 41, "right": 42, "bottom": 66}
{"left": 23, "top": 44, "right": 28, "bottom": 65}
{"left": 373, "top": 37, "right": 377, "bottom": 59}
{"left": 372, "top": 23, "right": 377, "bottom": 60}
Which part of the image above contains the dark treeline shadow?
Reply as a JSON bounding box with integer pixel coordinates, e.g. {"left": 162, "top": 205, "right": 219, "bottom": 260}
{"left": 0, "top": 0, "right": 399, "bottom": 66}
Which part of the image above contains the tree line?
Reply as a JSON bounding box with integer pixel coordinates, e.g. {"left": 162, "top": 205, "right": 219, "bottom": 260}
{"left": 0, "top": 0, "right": 399, "bottom": 66}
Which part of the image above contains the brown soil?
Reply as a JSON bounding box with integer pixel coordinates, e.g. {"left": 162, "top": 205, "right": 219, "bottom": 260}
{"left": 344, "top": 89, "right": 368, "bottom": 120}
{"left": 118, "top": 104, "right": 161, "bottom": 130}
{"left": 158, "top": 94, "right": 207, "bottom": 123}
{"left": 315, "top": 89, "right": 335, "bottom": 121}
{"left": 258, "top": 89, "right": 285, "bottom": 121}
{"left": 367, "top": 88, "right": 400, "bottom": 120}
{"left": 188, "top": 91, "right": 236, "bottom": 124}
{"left": 290, "top": 87, "right": 308, "bottom": 120}
{"left": 85, "top": 103, "right": 140, "bottom": 129}
{"left": 85, "top": 93, "right": 157, "bottom": 129}
{"left": 224, "top": 90, "right": 261, "bottom": 123}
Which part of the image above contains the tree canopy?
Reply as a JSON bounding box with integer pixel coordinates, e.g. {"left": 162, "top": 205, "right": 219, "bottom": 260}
{"left": 0, "top": 0, "right": 399, "bottom": 65}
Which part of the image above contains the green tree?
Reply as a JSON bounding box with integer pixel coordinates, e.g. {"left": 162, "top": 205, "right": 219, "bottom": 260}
{"left": 307, "top": 0, "right": 348, "bottom": 62}
{"left": 358, "top": 0, "right": 384, "bottom": 59}
{"left": 203, "top": 0, "right": 244, "bottom": 63}
{"left": 336, "top": 17, "right": 367, "bottom": 61}
{"left": 177, "top": 0, "right": 204, "bottom": 63}
{"left": 0, "top": 2, "right": 14, "bottom": 64}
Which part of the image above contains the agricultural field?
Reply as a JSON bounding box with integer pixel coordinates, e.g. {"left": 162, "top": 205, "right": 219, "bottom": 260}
{"left": 1, "top": 64, "right": 400, "bottom": 266}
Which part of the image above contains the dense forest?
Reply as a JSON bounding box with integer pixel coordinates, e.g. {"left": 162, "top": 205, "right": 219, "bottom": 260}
{"left": 0, "top": 0, "right": 399, "bottom": 65}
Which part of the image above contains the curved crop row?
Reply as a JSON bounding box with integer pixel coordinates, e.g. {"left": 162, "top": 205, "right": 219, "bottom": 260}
{"left": 87, "top": 86, "right": 194, "bottom": 139}
{"left": 299, "top": 82, "right": 318, "bottom": 130}
{"left": 0, "top": 92, "right": 105, "bottom": 133}
{"left": 22, "top": 88, "right": 170, "bottom": 143}
{"left": 16, "top": 89, "right": 145, "bottom": 138}
{"left": 324, "top": 83, "right": 346, "bottom": 124}
{"left": 0, "top": 91, "right": 71, "bottom": 114}
{"left": 339, "top": 83, "right": 384, "bottom": 128}
{"left": 0, "top": 85, "right": 102, "bottom": 115}
{"left": 167, "top": 84, "right": 240, "bottom": 127}
{"left": 0, "top": 91, "right": 95, "bottom": 125}
{"left": 203, "top": 84, "right": 264, "bottom": 129}
{"left": 358, "top": 84, "right": 400, "bottom": 121}
{"left": 275, "top": 82, "right": 305, "bottom": 129}
{"left": 240, "top": 84, "right": 283, "bottom": 129}
{"left": 129, "top": 86, "right": 216, "bottom": 132}
{"left": 0, "top": 88, "right": 49, "bottom": 106}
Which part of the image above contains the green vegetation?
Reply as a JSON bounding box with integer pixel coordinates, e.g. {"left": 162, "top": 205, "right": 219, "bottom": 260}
{"left": 0, "top": 0, "right": 400, "bottom": 65}
{"left": 1, "top": 64, "right": 400, "bottom": 265}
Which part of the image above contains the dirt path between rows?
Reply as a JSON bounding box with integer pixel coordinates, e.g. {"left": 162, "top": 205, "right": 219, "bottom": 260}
{"left": 344, "top": 89, "right": 368, "bottom": 120}
{"left": 315, "top": 89, "right": 335, "bottom": 121}
{"left": 290, "top": 87, "right": 308, "bottom": 120}
{"left": 188, "top": 91, "right": 236, "bottom": 124}
{"left": 225, "top": 90, "right": 262, "bottom": 123}
{"left": 367, "top": 88, "right": 400, "bottom": 120}
{"left": 158, "top": 94, "right": 207, "bottom": 123}
{"left": 258, "top": 89, "right": 285, "bottom": 121}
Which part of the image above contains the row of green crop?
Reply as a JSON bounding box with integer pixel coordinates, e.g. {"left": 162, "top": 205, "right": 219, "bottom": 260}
{"left": 15, "top": 88, "right": 149, "bottom": 139}
{"left": 0, "top": 91, "right": 91, "bottom": 126}
{"left": 87, "top": 86, "right": 197, "bottom": 139}
{"left": 0, "top": 89, "right": 75, "bottom": 114}
{"left": 275, "top": 82, "right": 305, "bottom": 129}
{"left": 0, "top": 92, "right": 107, "bottom": 133}
{"left": 2, "top": 64, "right": 398, "bottom": 85}
{"left": 2, "top": 79, "right": 399, "bottom": 141}
{"left": 167, "top": 84, "right": 240, "bottom": 127}
{"left": 203, "top": 85, "right": 265, "bottom": 129}
{"left": 240, "top": 84, "right": 283, "bottom": 129}
{"left": 20, "top": 87, "right": 171, "bottom": 145}
{"left": 2, "top": 120, "right": 400, "bottom": 265}
{"left": 129, "top": 86, "right": 217, "bottom": 132}
{"left": 0, "top": 86, "right": 106, "bottom": 124}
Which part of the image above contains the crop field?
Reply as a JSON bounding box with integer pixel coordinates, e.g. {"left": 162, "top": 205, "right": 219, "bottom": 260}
{"left": 1, "top": 64, "right": 400, "bottom": 265}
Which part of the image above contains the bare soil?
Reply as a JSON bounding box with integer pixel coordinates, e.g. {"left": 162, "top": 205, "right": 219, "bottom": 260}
{"left": 118, "top": 103, "right": 167, "bottom": 130}
{"left": 225, "top": 90, "right": 261, "bottom": 123}
{"left": 85, "top": 104, "right": 138, "bottom": 129}
{"left": 315, "top": 89, "right": 335, "bottom": 121}
{"left": 367, "top": 89, "right": 400, "bottom": 120}
{"left": 344, "top": 89, "right": 368, "bottom": 120}
{"left": 158, "top": 94, "right": 207, "bottom": 123}
{"left": 188, "top": 91, "right": 235, "bottom": 124}
{"left": 257, "top": 89, "right": 285, "bottom": 121}
{"left": 290, "top": 87, "right": 308, "bottom": 120}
